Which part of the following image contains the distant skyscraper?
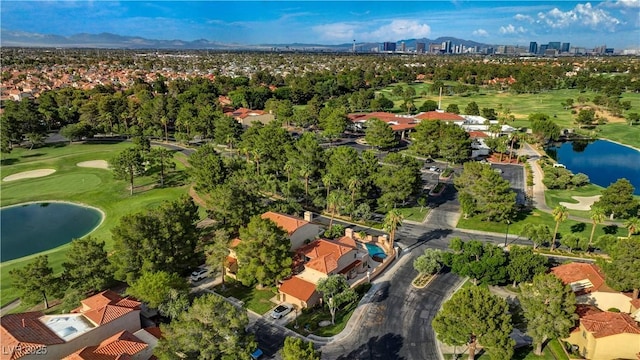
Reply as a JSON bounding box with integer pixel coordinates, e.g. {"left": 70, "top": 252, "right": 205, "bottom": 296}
{"left": 383, "top": 42, "right": 396, "bottom": 52}
{"left": 548, "top": 41, "right": 561, "bottom": 50}
{"left": 561, "top": 42, "right": 570, "bottom": 53}
{"left": 539, "top": 44, "right": 548, "bottom": 54}
{"left": 416, "top": 42, "right": 425, "bottom": 53}
{"left": 400, "top": 41, "right": 406, "bottom": 52}
{"left": 446, "top": 40, "right": 453, "bottom": 53}
{"left": 429, "top": 43, "right": 441, "bottom": 53}
{"left": 529, "top": 41, "right": 538, "bottom": 54}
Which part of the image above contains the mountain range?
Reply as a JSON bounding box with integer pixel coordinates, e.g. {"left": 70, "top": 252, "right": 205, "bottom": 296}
{"left": 0, "top": 29, "right": 492, "bottom": 51}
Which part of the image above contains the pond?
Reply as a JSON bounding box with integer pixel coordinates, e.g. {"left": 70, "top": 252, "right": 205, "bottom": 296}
{"left": 0, "top": 202, "right": 103, "bottom": 262}
{"left": 546, "top": 139, "right": 640, "bottom": 195}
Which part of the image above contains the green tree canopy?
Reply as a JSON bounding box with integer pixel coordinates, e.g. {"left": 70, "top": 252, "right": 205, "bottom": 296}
{"left": 111, "top": 147, "right": 145, "bottom": 196}
{"left": 593, "top": 178, "right": 639, "bottom": 219}
{"left": 454, "top": 162, "right": 516, "bottom": 222}
{"left": 506, "top": 246, "right": 548, "bottom": 286}
{"left": 9, "top": 255, "right": 61, "bottom": 309}
{"left": 413, "top": 248, "right": 443, "bottom": 275}
{"left": 111, "top": 196, "right": 201, "bottom": 283}
{"left": 445, "top": 240, "right": 508, "bottom": 286}
{"left": 601, "top": 237, "right": 640, "bottom": 299}
{"left": 189, "top": 144, "right": 228, "bottom": 192}
{"left": 126, "top": 270, "right": 189, "bottom": 310}
{"left": 281, "top": 337, "right": 321, "bottom": 360}
{"left": 364, "top": 118, "right": 398, "bottom": 150}
{"left": 62, "top": 236, "right": 113, "bottom": 294}
{"left": 316, "top": 274, "right": 358, "bottom": 325}
{"left": 155, "top": 294, "right": 256, "bottom": 360}
{"left": 432, "top": 286, "right": 514, "bottom": 360}
{"left": 236, "top": 216, "right": 292, "bottom": 287}
{"left": 519, "top": 274, "right": 577, "bottom": 355}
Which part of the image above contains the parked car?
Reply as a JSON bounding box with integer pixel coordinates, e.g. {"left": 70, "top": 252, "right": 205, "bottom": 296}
{"left": 250, "top": 348, "right": 264, "bottom": 359}
{"left": 428, "top": 166, "right": 438, "bottom": 172}
{"left": 270, "top": 303, "right": 293, "bottom": 319}
{"left": 190, "top": 268, "right": 210, "bottom": 282}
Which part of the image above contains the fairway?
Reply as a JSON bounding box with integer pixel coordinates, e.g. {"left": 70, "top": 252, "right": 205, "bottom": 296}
{"left": 381, "top": 83, "right": 640, "bottom": 148}
{"left": 0, "top": 142, "right": 190, "bottom": 307}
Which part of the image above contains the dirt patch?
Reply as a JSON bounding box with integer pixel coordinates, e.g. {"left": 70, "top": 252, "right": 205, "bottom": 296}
{"left": 560, "top": 195, "right": 601, "bottom": 211}
{"left": 3, "top": 169, "right": 56, "bottom": 182}
{"left": 77, "top": 160, "right": 109, "bottom": 169}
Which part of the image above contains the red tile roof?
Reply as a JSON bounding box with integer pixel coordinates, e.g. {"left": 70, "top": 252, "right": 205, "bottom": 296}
{"left": 261, "top": 212, "right": 309, "bottom": 236}
{"left": 631, "top": 298, "right": 640, "bottom": 310}
{"left": 75, "top": 291, "right": 140, "bottom": 326}
{"left": 414, "top": 111, "right": 465, "bottom": 121}
{"left": 229, "top": 238, "right": 242, "bottom": 248}
{"left": 468, "top": 131, "right": 489, "bottom": 138}
{"left": 0, "top": 312, "right": 64, "bottom": 360}
{"left": 348, "top": 112, "right": 419, "bottom": 132}
{"left": 64, "top": 331, "right": 147, "bottom": 360}
{"left": 279, "top": 277, "right": 317, "bottom": 302}
{"left": 224, "top": 108, "right": 266, "bottom": 120}
{"left": 551, "top": 263, "right": 614, "bottom": 295}
{"left": 581, "top": 312, "right": 640, "bottom": 338}
{"left": 82, "top": 305, "right": 137, "bottom": 326}
{"left": 298, "top": 239, "right": 354, "bottom": 274}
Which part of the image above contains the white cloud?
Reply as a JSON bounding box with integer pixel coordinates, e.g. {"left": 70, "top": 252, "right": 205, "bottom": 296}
{"left": 514, "top": 14, "right": 534, "bottom": 23}
{"left": 536, "top": 2, "right": 622, "bottom": 30}
{"left": 472, "top": 28, "right": 489, "bottom": 37}
{"left": 312, "top": 19, "right": 431, "bottom": 43}
{"left": 499, "top": 24, "right": 527, "bottom": 34}
{"left": 607, "top": 0, "right": 640, "bottom": 8}
{"left": 311, "top": 22, "right": 357, "bottom": 41}
{"left": 366, "top": 20, "right": 431, "bottom": 40}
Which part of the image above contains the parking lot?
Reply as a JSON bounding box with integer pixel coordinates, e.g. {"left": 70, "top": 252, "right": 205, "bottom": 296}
{"left": 491, "top": 163, "right": 526, "bottom": 204}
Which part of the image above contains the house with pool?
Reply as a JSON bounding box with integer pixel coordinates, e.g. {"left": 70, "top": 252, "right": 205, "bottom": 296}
{"left": 0, "top": 291, "right": 160, "bottom": 360}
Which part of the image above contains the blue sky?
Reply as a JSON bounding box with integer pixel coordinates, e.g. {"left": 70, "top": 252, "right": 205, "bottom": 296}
{"left": 2, "top": 1, "right": 639, "bottom": 48}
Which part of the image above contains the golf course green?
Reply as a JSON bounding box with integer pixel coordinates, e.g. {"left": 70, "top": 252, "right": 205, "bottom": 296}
{"left": 0, "top": 142, "right": 189, "bottom": 307}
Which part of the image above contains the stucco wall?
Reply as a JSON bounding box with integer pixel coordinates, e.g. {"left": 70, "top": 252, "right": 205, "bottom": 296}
{"left": 290, "top": 224, "right": 323, "bottom": 251}
{"left": 578, "top": 292, "right": 633, "bottom": 313}
{"left": 566, "top": 324, "right": 640, "bottom": 360}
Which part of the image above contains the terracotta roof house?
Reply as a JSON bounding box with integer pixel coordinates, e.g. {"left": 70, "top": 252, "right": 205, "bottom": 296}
{"left": 565, "top": 307, "right": 640, "bottom": 360}
{"left": 348, "top": 112, "right": 419, "bottom": 139}
{"left": 414, "top": 111, "right": 465, "bottom": 122}
{"left": 278, "top": 276, "right": 321, "bottom": 310}
{"left": 551, "top": 263, "right": 639, "bottom": 317}
{"left": 278, "top": 229, "right": 371, "bottom": 309}
{"left": 224, "top": 108, "right": 275, "bottom": 127}
{"left": 63, "top": 329, "right": 157, "bottom": 360}
{"left": 261, "top": 211, "right": 323, "bottom": 251}
{"left": 1, "top": 291, "right": 142, "bottom": 360}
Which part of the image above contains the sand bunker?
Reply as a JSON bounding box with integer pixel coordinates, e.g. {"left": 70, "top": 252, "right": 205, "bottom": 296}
{"left": 560, "top": 195, "right": 602, "bottom": 211}
{"left": 3, "top": 169, "right": 56, "bottom": 182}
{"left": 77, "top": 160, "right": 109, "bottom": 169}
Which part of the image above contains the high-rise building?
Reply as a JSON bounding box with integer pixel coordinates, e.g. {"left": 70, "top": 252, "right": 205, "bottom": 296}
{"left": 539, "top": 44, "right": 548, "bottom": 54}
{"left": 429, "top": 43, "right": 441, "bottom": 53}
{"left": 383, "top": 42, "right": 396, "bottom": 52}
{"left": 548, "top": 41, "right": 561, "bottom": 50}
{"left": 529, "top": 41, "right": 538, "bottom": 54}
{"left": 561, "top": 42, "right": 570, "bottom": 53}
{"left": 416, "top": 42, "right": 425, "bottom": 53}
{"left": 400, "top": 41, "right": 406, "bottom": 52}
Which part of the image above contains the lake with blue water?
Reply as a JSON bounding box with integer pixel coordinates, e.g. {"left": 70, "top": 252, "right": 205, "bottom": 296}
{"left": 0, "top": 202, "right": 103, "bottom": 262}
{"left": 546, "top": 139, "right": 640, "bottom": 195}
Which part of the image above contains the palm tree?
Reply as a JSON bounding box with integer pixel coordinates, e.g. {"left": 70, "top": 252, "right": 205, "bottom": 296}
{"left": 383, "top": 209, "right": 404, "bottom": 252}
{"left": 299, "top": 164, "right": 313, "bottom": 198}
{"left": 551, "top": 205, "right": 569, "bottom": 251}
{"left": 624, "top": 217, "right": 640, "bottom": 238}
{"left": 588, "top": 206, "right": 606, "bottom": 250}
{"left": 283, "top": 161, "right": 295, "bottom": 186}
{"left": 327, "top": 191, "right": 340, "bottom": 229}
{"left": 160, "top": 115, "right": 169, "bottom": 142}
{"left": 322, "top": 173, "right": 335, "bottom": 208}
{"left": 347, "top": 176, "right": 362, "bottom": 210}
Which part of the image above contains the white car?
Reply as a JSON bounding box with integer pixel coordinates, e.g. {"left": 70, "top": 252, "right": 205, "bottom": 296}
{"left": 190, "top": 268, "right": 210, "bottom": 282}
{"left": 270, "top": 303, "right": 293, "bottom": 319}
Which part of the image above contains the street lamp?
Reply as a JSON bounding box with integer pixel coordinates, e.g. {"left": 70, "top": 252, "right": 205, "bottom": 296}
{"left": 504, "top": 220, "right": 511, "bottom": 247}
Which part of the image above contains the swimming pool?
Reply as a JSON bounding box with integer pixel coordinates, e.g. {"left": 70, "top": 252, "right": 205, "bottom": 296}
{"left": 365, "top": 243, "right": 387, "bottom": 260}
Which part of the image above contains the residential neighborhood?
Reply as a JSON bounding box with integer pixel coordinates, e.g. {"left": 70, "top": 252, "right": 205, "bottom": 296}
{"left": 1, "top": 40, "right": 639, "bottom": 360}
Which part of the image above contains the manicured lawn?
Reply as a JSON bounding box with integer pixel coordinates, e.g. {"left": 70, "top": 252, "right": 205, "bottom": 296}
{"left": 214, "top": 278, "right": 277, "bottom": 315}
{"left": 396, "top": 205, "right": 429, "bottom": 222}
{"left": 547, "top": 339, "right": 571, "bottom": 360}
{"left": 286, "top": 300, "right": 357, "bottom": 337}
{"left": 457, "top": 209, "right": 626, "bottom": 245}
{"left": 0, "top": 142, "right": 189, "bottom": 307}
{"left": 379, "top": 83, "right": 640, "bottom": 149}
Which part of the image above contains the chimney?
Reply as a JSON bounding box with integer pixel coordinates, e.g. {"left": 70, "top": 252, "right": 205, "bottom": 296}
{"left": 22, "top": 318, "right": 26, "bottom": 327}
{"left": 345, "top": 228, "right": 354, "bottom": 238}
{"left": 303, "top": 211, "right": 313, "bottom": 222}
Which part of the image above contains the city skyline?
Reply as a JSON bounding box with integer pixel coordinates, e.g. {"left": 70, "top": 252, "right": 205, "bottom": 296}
{"left": 1, "top": 1, "right": 639, "bottom": 49}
